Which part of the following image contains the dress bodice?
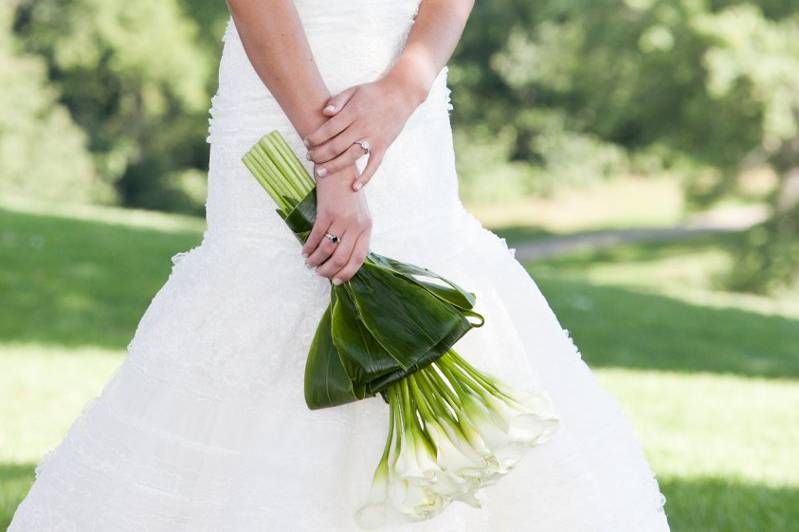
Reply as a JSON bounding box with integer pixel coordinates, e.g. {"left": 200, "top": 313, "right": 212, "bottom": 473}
{"left": 203, "top": 3, "right": 461, "bottom": 253}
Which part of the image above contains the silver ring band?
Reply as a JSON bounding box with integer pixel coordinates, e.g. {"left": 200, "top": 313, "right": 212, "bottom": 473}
{"left": 355, "top": 140, "right": 371, "bottom": 153}
{"left": 324, "top": 233, "right": 340, "bottom": 244}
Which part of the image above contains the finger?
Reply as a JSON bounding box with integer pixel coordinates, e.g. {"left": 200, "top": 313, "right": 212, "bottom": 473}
{"left": 301, "top": 215, "right": 331, "bottom": 258}
{"left": 304, "top": 109, "right": 354, "bottom": 148}
{"left": 315, "top": 228, "right": 356, "bottom": 279}
{"left": 332, "top": 230, "right": 370, "bottom": 283}
{"left": 314, "top": 143, "right": 369, "bottom": 178}
{"left": 308, "top": 127, "right": 361, "bottom": 165}
{"left": 322, "top": 87, "right": 357, "bottom": 116}
{"left": 352, "top": 148, "right": 385, "bottom": 191}
{"left": 305, "top": 224, "right": 343, "bottom": 268}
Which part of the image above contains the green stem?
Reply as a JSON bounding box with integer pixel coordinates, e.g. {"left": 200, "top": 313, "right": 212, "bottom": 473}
{"left": 408, "top": 373, "right": 436, "bottom": 423}
{"left": 388, "top": 385, "right": 403, "bottom": 463}
{"left": 262, "top": 135, "right": 307, "bottom": 200}
{"left": 242, "top": 152, "right": 288, "bottom": 211}
{"left": 417, "top": 367, "right": 460, "bottom": 419}
{"left": 445, "top": 351, "right": 504, "bottom": 396}
{"left": 248, "top": 146, "right": 294, "bottom": 209}
{"left": 380, "top": 397, "right": 395, "bottom": 464}
{"left": 438, "top": 358, "right": 496, "bottom": 407}
{"left": 267, "top": 132, "right": 315, "bottom": 194}
{"left": 435, "top": 360, "right": 475, "bottom": 399}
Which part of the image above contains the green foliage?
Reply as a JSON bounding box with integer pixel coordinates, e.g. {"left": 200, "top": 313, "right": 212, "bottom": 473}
{"left": 0, "top": 6, "right": 108, "bottom": 203}
{"left": 13, "top": 0, "right": 214, "bottom": 212}
{"left": 724, "top": 205, "right": 799, "bottom": 292}
{"left": 454, "top": 0, "right": 799, "bottom": 292}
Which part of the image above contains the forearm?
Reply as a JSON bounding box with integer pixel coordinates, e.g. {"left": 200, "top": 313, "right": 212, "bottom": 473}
{"left": 384, "top": 0, "right": 474, "bottom": 107}
{"left": 226, "top": 0, "right": 330, "bottom": 138}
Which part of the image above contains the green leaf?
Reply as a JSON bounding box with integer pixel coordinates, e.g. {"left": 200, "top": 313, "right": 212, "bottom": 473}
{"left": 283, "top": 189, "right": 317, "bottom": 241}
{"left": 346, "top": 260, "right": 475, "bottom": 372}
{"left": 330, "top": 285, "right": 401, "bottom": 390}
{"left": 304, "top": 302, "right": 361, "bottom": 410}
{"left": 368, "top": 253, "right": 478, "bottom": 311}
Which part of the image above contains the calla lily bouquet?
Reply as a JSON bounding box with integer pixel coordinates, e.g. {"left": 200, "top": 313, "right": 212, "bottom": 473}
{"left": 243, "top": 131, "right": 559, "bottom": 527}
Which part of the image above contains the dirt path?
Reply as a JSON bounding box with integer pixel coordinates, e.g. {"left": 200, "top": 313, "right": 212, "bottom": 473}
{"left": 512, "top": 205, "right": 767, "bottom": 261}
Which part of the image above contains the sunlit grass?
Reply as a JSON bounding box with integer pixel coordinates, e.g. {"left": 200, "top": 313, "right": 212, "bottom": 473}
{"left": 0, "top": 345, "right": 123, "bottom": 464}
{"left": 527, "top": 236, "right": 799, "bottom": 532}
{"left": 600, "top": 369, "right": 799, "bottom": 532}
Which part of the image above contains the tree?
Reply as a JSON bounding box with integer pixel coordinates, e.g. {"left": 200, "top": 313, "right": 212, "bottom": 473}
{"left": 0, "top": 4, "right": 106, "bottom": 203}
{"left": 453, "top": 0, "right": 798, "bottom": 292}
{"left": 13, "top": 0, "right": 212, "bottom": 212}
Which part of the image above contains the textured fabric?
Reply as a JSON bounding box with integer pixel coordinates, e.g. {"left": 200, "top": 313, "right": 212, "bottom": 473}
{"left": 10, "top": 3, "right": 671, "bottom": 531}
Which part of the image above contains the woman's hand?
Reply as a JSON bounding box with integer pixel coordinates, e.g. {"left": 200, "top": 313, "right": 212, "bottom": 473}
{"left": 303, "top": 75, "right": 425, "bottom": 191}
{"left": 301, "top": 164, "right": 372, "bottom": 285}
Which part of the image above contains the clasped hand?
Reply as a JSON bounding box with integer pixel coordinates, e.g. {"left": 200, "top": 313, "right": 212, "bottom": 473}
{"left": 300, "top": 78, "right": 420, "bottom": 284}
{"left": 303, "top": 78, "right": 419, "bottom": 191}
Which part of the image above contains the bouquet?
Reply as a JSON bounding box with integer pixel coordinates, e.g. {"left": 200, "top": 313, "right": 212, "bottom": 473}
{"left": 243, "top": 132, "right": 559, "bottom": 528}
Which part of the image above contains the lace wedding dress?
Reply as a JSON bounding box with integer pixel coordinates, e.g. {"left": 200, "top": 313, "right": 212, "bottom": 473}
{"left": 10, "top": 2, "right": 671, "bottom": 530}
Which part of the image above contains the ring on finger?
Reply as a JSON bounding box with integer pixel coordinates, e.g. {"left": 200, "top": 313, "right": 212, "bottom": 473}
{"left": 354, "top": 140, "right": 371, "bottom": 154}
{"left": 324, "top": 232, "right": 340, "bottom": 244}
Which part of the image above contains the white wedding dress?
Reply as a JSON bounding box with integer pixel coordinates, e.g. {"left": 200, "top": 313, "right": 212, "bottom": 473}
{"left": 10, "top": 2, "right": 671, "bottom": 531}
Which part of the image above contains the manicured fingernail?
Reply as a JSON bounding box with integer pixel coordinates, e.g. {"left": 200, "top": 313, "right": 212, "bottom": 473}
{"left": 316, "top": 167, "right": 327, "bottom": 177}
{"left": 301, "top": 251, "right": 309, "bottom": 258}
{"left": 332, "top": 278, "right": 343, "bottom": 286}
{"left": 305, "top": 152, "right": 312, "bottom": 161}
{"left": 303, "top": 138, "right": 310, "bottom": 147}
{"left": 353, "top": 181, "right": 363, "bottom": 191}
{"left": 304, "top": 261, "right": 313, "bottom": 269}
{"left": 324, "top": 104, "right": 336, "bottom": 113}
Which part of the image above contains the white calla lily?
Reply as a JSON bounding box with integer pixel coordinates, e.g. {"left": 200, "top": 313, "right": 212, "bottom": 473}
{"left": 483, "top": 393, "right": 559, "bottom": 445}
{"left": 389, "top": 475, "right": 449, "bottom": 521}
{"left": 425, "top": 420, "right": 484, "bottom": 476}
{"left": 460, "top": 393, "right": 513, "bottom": 451}
{"left": 354, "top": 459, "right": 390, "bottom": 530}
{"left": 358, "top": 353, "right": 560, "bottom": 526}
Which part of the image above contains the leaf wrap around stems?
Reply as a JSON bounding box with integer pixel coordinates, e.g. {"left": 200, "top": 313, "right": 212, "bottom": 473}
{"left": 242, "top": 131, "right": 484, "bottom": 409}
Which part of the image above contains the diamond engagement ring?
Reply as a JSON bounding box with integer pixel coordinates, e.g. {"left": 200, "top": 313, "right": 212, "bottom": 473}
{"left": 355, "top": 140, "right": 371, "bottom": 153}
{"left": 324, "top": 233, "right": 340, "bottom": 244}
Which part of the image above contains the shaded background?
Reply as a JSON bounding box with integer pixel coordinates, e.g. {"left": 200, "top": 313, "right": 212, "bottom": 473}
{"left": 1, "top": 1, "right": 798, "bottom": 530}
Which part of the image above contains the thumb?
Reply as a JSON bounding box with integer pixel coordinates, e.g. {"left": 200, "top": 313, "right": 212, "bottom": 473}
{"left": 323, "top": 87, "right": 357, "bottom": 116}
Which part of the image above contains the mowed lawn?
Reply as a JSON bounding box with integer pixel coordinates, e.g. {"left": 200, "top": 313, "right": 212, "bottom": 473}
{"left": 1, "top": 199, "right": 797, "bottom": 531}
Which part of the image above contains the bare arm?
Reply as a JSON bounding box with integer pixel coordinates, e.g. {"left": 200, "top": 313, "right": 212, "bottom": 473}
{"left": 226, "top": 0, "right": 329, "bottom": 137}
{"left": 226, "top": 0, "right": 372, "bottom": 284}
{"left": 304, "top": 0, "right": 475, "bottom": 189}
{"left": 385, "top": 0, "right": 476, "bottom": 108}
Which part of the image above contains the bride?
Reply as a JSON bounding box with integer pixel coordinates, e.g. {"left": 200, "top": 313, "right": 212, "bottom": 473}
{"left": 10, "top": 0, "right": 670, "bottom": 530}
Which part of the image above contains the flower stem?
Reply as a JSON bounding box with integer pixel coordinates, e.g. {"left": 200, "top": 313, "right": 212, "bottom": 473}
{"left": 444, "top": 351, "right": 507, "bottom": 399}
{"left": 416, "top": 368, "right": 460, "bottom": 420}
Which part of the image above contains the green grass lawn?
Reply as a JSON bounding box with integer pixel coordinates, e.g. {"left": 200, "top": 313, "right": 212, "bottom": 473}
{"left": 525, "top": 236, "right": 799, "bottom": 532}
{"left": 1, "top": 199, "right": 797, "bottom": 531}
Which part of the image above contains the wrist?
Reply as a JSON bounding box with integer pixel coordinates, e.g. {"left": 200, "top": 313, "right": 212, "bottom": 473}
{"left": 381, "top": 54, "right": 434, "bottom": 111}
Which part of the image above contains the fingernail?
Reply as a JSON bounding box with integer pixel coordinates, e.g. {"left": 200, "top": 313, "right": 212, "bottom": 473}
{"left": 324, "top": 104, "right": 336, "bottom": 113}
{"left": 301, "top": 251, "right": 309, "bottom": 258}
{"left": 305, "top": 261, "right": 313, "bottom": 269}
{"left": 305, "top": 152, "right": 312, "bottom": 161}
{"left": 353, "top": 181, "right": 363, "bottom": 191}
{"left": 316, "top": 167, "right": 327, "bottom": 177}
{"left": 332, "top": 278, "right": 343, "bottom": 286}
{"left": 303, "top": 138, "right": 310, "bottom": 147}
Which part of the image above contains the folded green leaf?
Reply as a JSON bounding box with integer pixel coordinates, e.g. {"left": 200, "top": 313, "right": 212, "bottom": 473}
{"left": 347, "top": 260, "right": 474, "bottom": 371}
{"left": 304, "top": 301, "right": 362, "bottom": 409}
{"left": 330, "top": 285, "right": 402, "bottom": 388}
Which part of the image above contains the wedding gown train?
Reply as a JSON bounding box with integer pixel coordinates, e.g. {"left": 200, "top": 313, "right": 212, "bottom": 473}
{"left": 10, "top": 2, "right": 670, "bottom": 530}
